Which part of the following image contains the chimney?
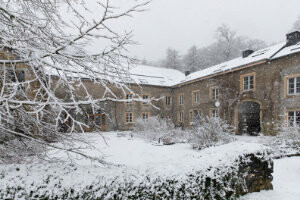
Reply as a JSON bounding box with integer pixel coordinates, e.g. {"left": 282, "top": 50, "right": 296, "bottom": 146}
{"left": 242, "top": 49, "right": 254, "bottom": 58}
{"left": 185, "top": 71, "right": 191, "bottom": 76}
{"left": 286, "top": 31, "right": 300, "bottom": 46}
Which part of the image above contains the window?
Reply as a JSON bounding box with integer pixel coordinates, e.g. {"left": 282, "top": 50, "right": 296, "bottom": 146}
{"left": 125, "top": 112, "right": 133, "bottom": 123}
{"left": 142, "top": 112, "right": 149, "bottom": 120}
{"left": 243, "top": 75, "right": 254, "bottom": 91}
{"left": 288, "top": 77, "right": 300, "bottom": 95}
{"left": 211, "top": 87, "right": 219, "bottom": 100}
{"left": 142, "top": 95, "right": 149, "bottom": 105}
{"left": 288, "top": 111, "right": 300, "bottom": 126}
{"left": 178, "top": 94, "right": 184, "bottom": 105}
{"left": 7, "top": 70, "right": 25, "bottom": 82}
{"left": 88, "top": 113, "right": 105, "bottom": 130}
{"left": 211, "top": 109, "right": 219, "bottom": 118}
{"left": 190, "top": 110, "right": 201, "bottom": 122}
{"left": 179, "top": 112, "right": 184, "bottom": 122}
{"left": 241, "top": 73, "right": 255, "bottom": 92}
{"left": 166, "top": 96, "right": 171, "bottom": 106}
{"left": 192, "top": 90, "right": 200, "bottom": 104}
{"left": 126, "top": 94, "right": 133, "bottom": 104}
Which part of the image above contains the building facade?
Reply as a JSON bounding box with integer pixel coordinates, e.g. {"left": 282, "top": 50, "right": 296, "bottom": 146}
{"left": 2, "top": 31, "right": 300, "bottom": 135}
{"left": 96, "top": 31, "right": 300, "bottom": 135}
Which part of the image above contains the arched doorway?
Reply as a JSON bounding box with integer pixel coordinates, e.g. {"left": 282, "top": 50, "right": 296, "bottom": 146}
{"left": 238, "top": 101, "right": 261, "bottom": 135}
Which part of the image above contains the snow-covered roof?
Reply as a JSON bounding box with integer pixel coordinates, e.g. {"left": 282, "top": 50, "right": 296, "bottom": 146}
{"left": 180, "top": 42, "right": 285, "bottom": 84}
{"left": 129, "top": 64, "right": 185, "bottom": 87}
{"left": 272, "top": 41, "right": 300, "bottom": 59}
{"left": 44, "top": 38, "right": 300, "bottom": 88}
{"left": 45, "top": 62, "right": 185, "bottom": 87}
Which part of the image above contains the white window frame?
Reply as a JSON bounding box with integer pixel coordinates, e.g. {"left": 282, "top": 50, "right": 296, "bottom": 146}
{"left": 179, "top": 94, "right": 184, "bottom": 105}
{"left": 211, "top": 109, "right": 219, "bottom": 118}
{"left": 288, "top": 111, "right": 300, "bottom": 126}
{"left": 126, "top": 94, "right": 133, "bottom": 104}
{"left": 142, "top": 95, "right": 149, "bottom": 105}
{"left": 243, "top": 75, "right": 254, "bottom": 91}
{"left": 142, "top": 112, "right": 149, "bottom": 120}
{"left": 288, "top": 76, "right": 300, "bottom": 95}
{"left": 125, "top": 112, "right": 133, "bottom": 123}
{"left": 212, "top": 88, "right": 219, "bottom": 100}
{"left": 179, "top": 112, "right": 183, "bottom": 122}
{"left": 166, "top": 96, "right": 171, "bottom": 106}
{"left": 193, "top": 91, "right": 199, "bottom": 104}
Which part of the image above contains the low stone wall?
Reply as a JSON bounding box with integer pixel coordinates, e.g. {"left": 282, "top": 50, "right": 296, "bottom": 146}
{"left": 238, "top": 154, "right": 273, "bottom": 195}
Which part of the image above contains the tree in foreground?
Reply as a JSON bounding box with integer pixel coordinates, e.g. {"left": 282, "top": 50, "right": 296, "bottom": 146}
{"left": 0, "top": 0, "right": 149, "bottom": 163}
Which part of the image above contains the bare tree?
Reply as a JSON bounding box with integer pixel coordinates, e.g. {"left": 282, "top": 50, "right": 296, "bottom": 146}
{"left": 183, "top": 46, "right": 201, "bottom": 72}
{"left": 0, "top": 0, "right": 149, "bottom": 163}
{"left": 162, "top": 48, "right": 182, "bottom": 71}
{"left": 215, "top": 24, "right": 238, "bottom": 61}
{"left": 291, "top": 15, "right": 300, "bottom": 31}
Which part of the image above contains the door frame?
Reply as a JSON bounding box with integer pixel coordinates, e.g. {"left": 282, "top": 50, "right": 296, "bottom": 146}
{"left": 234, "top": 99, "right": 263, "bottom": 134}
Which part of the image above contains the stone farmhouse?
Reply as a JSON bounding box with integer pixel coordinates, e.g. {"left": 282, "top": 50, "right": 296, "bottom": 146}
{"left": 1, "top": 31, "right": 300, "bottom": 135}
{"left": 96, "top": 31, "right": 299, "bottom": 135}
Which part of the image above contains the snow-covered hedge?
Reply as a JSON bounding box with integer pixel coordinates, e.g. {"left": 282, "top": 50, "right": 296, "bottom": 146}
{"left": 0, "top": 142, "right": 273, "bottom": 200}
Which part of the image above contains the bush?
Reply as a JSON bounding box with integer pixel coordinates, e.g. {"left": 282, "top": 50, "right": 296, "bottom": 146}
{"left": 133, "top": 116, "right": 187, "bottom": 144}
{"left": 190, "top": 117, "right": 236, "bottom": 150}
{"left": 270, "top": 125, "right": 300, "bottom": 157}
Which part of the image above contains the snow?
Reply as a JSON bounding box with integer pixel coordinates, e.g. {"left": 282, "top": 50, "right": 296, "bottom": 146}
{"left": 240, "top": 157, "right": 300, "bottom": 200}
{"left": 129, "top": 64, "right": 185, "bottom": 87}
{"left": 44, "top": 63, "right": 185, "bottom": 87}
{"left": 0, "top": 132, "right": 270, "bottom": 191}
{"left": 48, "top": 132, "right": 269, "bottom": 176}
{"left": 272, "top": 41, "right": 300, "bottom": 59}
{"left": 43, "top": 40, "right": 300, "bottom": 88}
{"left": 1, "top": 132, "right": 299, "bottom": 199}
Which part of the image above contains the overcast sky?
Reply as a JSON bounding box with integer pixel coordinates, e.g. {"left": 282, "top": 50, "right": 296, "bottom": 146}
{"left": 114, "top": 0, "right": 299, "bottom": 61}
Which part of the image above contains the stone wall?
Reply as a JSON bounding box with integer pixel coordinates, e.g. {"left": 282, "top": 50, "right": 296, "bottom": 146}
{"left": 171, "top": 52, "right": 300, "bottom": 135}
{"left": 238, "top": 153, "right": 273, "bottom": 195}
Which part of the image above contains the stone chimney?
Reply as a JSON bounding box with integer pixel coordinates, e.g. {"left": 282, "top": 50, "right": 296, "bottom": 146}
{"left": 185, "top": 71, "right": 191, "bottom": 76}
{"left": 242, "top": 50, "right": 254, "bottom": 58}
{"left": 286, "top": 31, "right": 300, "bottom": 46}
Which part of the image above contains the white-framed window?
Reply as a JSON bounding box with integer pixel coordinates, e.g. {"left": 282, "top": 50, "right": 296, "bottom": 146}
{"left": 179, "top": 112, "right": 183, "bottom": 122}
{"left": 125, "top": 112, "right": 133, "bottom": 123}
{"left": 126, "top": 94, "right": 133, "bottom": 104}
{"left": 212, "top": 88, "right": 219, "bottom": 100}
{"left": 190, "top": 110, "right": 201, "bottom": 122}
{"left": 288, "top": 77, "right": 300, "bottom": 95}
{"left": 142, "top": 95, "right": 149, "bottom": 105}
{"left": 243, "top": 75, "right": 254, "bottom": 91}
{"left": 192, "top": 91, "right": 200, "bottom": 104}
{"left": 179, "top": 94, "right": 184, "bottom": 105}
{"left": 142, "top": 112, "right": 149, "bottom": 120}
{"left": 288, "top": 111, "right": 300, "bottom": 126}
{"left": 166, "top": 96, "right": 171, "bottom": 106}
{"left": 211, "top": 109, "right": 219, "bottom": 118}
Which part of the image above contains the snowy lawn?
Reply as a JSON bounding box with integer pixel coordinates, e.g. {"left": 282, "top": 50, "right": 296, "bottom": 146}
{"left": 0, "top": 131, "right": 273, "bottom": 199}
{"left": 239, "top": 157, "right": 300, "bottom": 200}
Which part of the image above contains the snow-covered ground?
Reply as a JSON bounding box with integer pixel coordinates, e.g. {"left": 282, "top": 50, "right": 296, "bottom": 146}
{"left": 48, "top": 132, "right": 269, "bottom": 175}
{"left": 240, "top": 157, "right": 300, "bottom": 200}
{"left": 1, "top": 132, "right": 299, "bottom": 199}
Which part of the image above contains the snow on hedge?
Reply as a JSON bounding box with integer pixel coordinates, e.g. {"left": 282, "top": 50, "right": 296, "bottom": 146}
{"left": 0, "top": 132, "right": 272, "bottom": 199}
